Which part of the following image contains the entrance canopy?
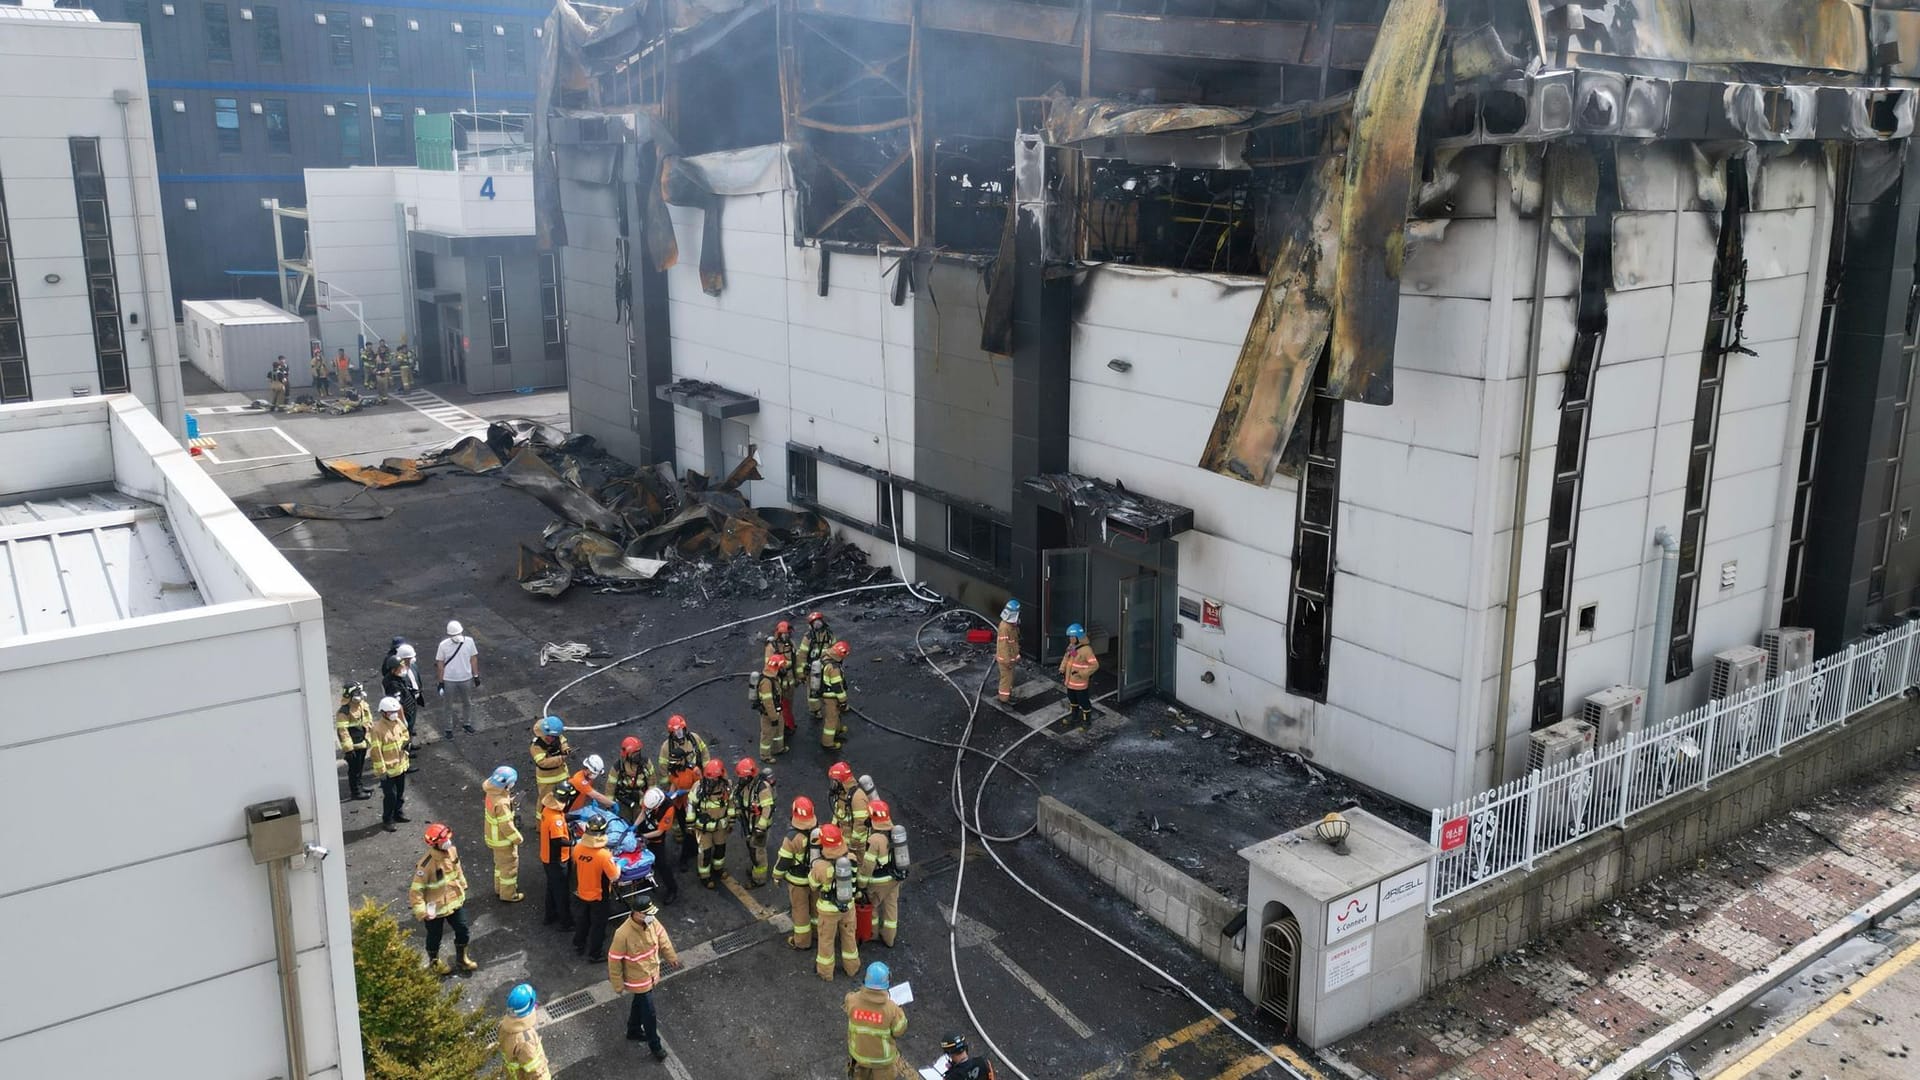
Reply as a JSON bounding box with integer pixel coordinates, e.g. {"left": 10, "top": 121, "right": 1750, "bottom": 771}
{"left": 1023, "top": 473, "right": 1194, "bottom": 545}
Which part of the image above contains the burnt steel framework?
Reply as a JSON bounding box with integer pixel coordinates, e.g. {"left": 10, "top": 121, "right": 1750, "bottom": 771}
{"left": 70, "top": 137, "right": 130, "bottom": 396}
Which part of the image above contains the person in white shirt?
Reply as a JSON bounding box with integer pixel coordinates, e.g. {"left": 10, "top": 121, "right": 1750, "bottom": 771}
{"left": 437, "top": 620, "right": 482, "bottom": 738}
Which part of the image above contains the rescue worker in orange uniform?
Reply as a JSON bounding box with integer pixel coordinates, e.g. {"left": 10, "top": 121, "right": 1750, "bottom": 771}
{"left": 858, "top": 800, "right": 903, "bottom": 947}
{"left": 774, "top": 797, "right": 819, "bottom": 950}
{"left": 845, "top": 961, "right": 909, "bottom": 1079}
{"left": 828, "top": 761, "right": 874, "bottom": 850}
{"left": 571, "top": 816, "right": 621, "bottom": 962}
{"left": 607, "top": 902, "right": 681, "bottom": 1060}
{"left": 656, "top": 715, "right": 710, "bottom": 870}
{"left": 820, "top": 640, "right": 851, "bottom": 750}
{"left": 995, "top": 600, "right": 1022, "bottom": 702}
{"left": 610, "top": 736, "right": 656, "bottom": 823}
{"left": 500, "top": 984, "right": 550, "bottom": 1080}
{"left": 751, "top": 653, "right": 789, "bottom": 761}
{"left": 810, "top": 823, "right": 860, "bottom": 981}
{"left": 483, "top": 766, "right": 525, "bottom": 902}
{"left": 798, "top": 611, "right": 835, "bottom": 726}
{"left": 530, "top": 715, "right": 572, "bottom": 805}
{"left": 567, "top": 754, "right": 617, "bottom": 813}
{"left": 731, "top": 757, "right": 776, "bottom": 886}
{"left": 765, "top": 619, "right": 799, "bottom": 735}
{"left": 411, "top": 823, "right": 477, "bottom": 975}
{"left": 539, "top": 781, "right": 576, "bottom": 929}
{"left": 1059, "top": 622, "right": 1099, "bottom": 730}
{"left": 690, "top": 759, "right": 734, "bottom": 888}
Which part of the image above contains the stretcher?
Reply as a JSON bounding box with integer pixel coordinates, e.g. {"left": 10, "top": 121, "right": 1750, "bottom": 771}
{"left": 568, "top": 804, "right": 658, "bottom": 908}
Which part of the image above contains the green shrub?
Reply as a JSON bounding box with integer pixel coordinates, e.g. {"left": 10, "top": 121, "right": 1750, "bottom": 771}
{"left": 351, "top": 898, "right": 501, "bottom": 1080}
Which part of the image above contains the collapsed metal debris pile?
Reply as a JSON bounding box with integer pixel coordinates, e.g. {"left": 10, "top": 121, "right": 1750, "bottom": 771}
{"left": 314, "top": 417, "right": 886, "bottom": 599}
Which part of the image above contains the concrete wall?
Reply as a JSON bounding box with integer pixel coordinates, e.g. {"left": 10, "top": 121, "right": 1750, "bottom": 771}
{"left": 1037, "top": 794, "right": 1246, "bottom": 979}
{"left": 307, "top": 166, "right": 412, "bottom": 353}
{"left": 0, "top": 11, "right": 184, "bottom": 436}
{"left": 1426, "top": 691, "right": 1920, "bottom": 988}
{"left": 912, "top": 258, "right": 1010, "bottom": 603}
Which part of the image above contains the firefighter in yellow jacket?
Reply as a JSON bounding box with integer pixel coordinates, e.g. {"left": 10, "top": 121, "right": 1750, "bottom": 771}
{"left": 335, "top": 681, "right": 372, "bottom": 801}
{"left": 500, "top": 984, "right": 550, "bottom": 1080}
{"left": 995, "top": 600, "right": 1022, "bottom": 702}
{"left": 530, "top": 715, "right": 572, "bottom": 804}
{"left": 858, "top": 800, "right": 903, "bottom": 947}
{"left": 765, "top": 619, "right": 799, "bottom": 734}
{"left": 369, "top": 696, "right": 411, "bottom": 832}
{"left": 607, "top": 902, "right": 681, "bottom": 1060}
{"left": 483, "top": 766, "right": 525, "bottom": 902}
{"left": 810, "top": 823, "right": 860, "bottom": 981}
{"left": 820, "top": 640, "right": 851, "bottom": 750}
{"left": 828, "top": 761, "right": 873, "bottom": 849}
{"left": 774, "top": 797, "right": 818, "bottom": 950}
{"left": 731, "top": 757, "right": 776, "bottom": 886}
{"left": 411, "top": 823, "right": 478, "bottom": 975}
{"left": 844, "top": 961, "right": 909, "bottom": 1079}
{"left": 1059, "top": 623, "right": 1099, "bottom": 730}
{"left": 797, "top": 610, "right": 834, "bottom": 722}
{"left": 690, "top": 759, "right": 734, "bottom": 887}
{"left": 751, "top": 652, "right": 788, "bottom": 760}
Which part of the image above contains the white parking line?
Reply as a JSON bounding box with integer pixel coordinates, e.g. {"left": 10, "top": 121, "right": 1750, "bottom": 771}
{"left": 944, "top": 904, "right": 1095, "bottom": 1039}
{"left": 197, "top": 426, "right": 311, "bottom": 464}
{"left": 394, "top": 389, "right": 491, "bottom": 436}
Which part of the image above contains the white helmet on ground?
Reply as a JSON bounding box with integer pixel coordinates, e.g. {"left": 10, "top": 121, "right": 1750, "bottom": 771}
{"left": 378, "top": 696, "right": 402, "bottom": 714}
{"left": 583, "top": 753, "right": 605, "bottom": 777}
{"left": 447, "top": 620, "right": 464, "bottom": 636}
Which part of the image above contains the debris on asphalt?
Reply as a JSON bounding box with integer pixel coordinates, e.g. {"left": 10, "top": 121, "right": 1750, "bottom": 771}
{"left": 315, "top": 456, "right": 427, "bottom": 488}
{"left": 245, "top": 501, "right": 391, "bottom": 521}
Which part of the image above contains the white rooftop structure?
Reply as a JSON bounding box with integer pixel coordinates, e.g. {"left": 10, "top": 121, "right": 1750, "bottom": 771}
{"left": 0, "top": 488, "right": 202, "bottom": 640}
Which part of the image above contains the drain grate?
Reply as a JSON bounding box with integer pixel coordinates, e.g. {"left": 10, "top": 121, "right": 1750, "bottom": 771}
{"left": 542, "top": 988, "right": 597, "bottom": 1023}
{"left": 709, "top": 921, "right": 772, "bottom": 958}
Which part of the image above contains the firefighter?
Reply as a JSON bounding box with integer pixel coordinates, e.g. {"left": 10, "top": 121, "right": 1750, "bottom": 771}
{"left": 567, "top": 754, "right": 617, "bottom": 813}
{"left": 827, "top": 761, "right": 873, "bottom": 850}
{"left": 267, "top": 356, "right": 289, "bottom": 408}
{"left": 690, "top": 759, "right": 734, "bottom": 888}
{"left": 765, "top": 619, "right": 799, "bottom": 734}
{"left": 858, "top": 800, "right": 902, "bottom": 947}
{"left": 995, "top": 600, "right": 1021, "bottom": 702}
{"left": 656, "top": 715, "right": 709, "bottom": 870}
{"left": 335, "top": 681, "right": 371, "bottom": 801}
{"left": 797, "top": 611, "right": 834, "bottom": 724}
{"left": 810, "top": 823, "right": 860, "bottom": 981}
{"left": 1059, "top": 622, "right": 1099, "bottom": 730}
{"left": 411, "top": 823, "right": 477, "bottom": 975}
{"left": 611, "top": 736, "right": 656, "bottom": 822}
{"left": 483, "top": 766, "right": 525, "bottom": 903}
{"left": 369, "top": 696, "right": 411, "bottom": 832}
{"left": 820, "top": 640, "right": 851, "bottom": 750}
{"left": 358, "top": 343, "right": 375, "bottom": 389}
{"left": 774, "top": 797, "right": 818, "bottom": 950}
{"left": 731, "top": 757, "right": 775, "bottom": 887}
{"left": 530, "top": 715, "right": 572, "bottom": 805}
{"left": 571, "top": 817, "right": 621, "bottom": 962}
{"left": 940, "top": 1035, "right": 996, "bottom": 1080}
{"left": 844, "top": 962, "right": 909, "bottom": 1080}
{"left": 375, "top": 340, "right": 393, "bottom": 394}
{"left": 539, "top": 781, "right": 576, "bottom": 929}
{"left": 396, "top": 342, "right": 416, "bottom": 391}
{"left": 751, "top": 653, "right": 789, "bottom": 761}
{"left": 500, "top": 984, "right": 550, "bottom": 1080}
{"left": 607, "top": 902, "right": 681, "bottom": 1060}
{"left": 635, "top": 787, "right": 680, "bottom": 904}
{"left": 311, "top": 348, "right": 331, "bottom": 396}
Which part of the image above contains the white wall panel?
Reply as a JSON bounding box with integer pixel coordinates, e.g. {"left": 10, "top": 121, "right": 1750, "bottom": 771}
{"left": 1337, "top": 503, "right": 1474, "bottom": 606}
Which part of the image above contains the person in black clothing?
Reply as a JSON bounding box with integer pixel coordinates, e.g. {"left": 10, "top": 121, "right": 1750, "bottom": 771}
{"left": 941, "top": 1035, "right": 995, "bottom": 1080}
{"left": 634, "top": 787, "right": 680, "bottom": 904}
{"left": 383, "top": 641, "right": 424, "bottom": 734}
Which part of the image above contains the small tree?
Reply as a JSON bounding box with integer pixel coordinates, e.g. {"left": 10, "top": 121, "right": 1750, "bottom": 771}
{"left": 351, "top": 898, "right": 502, "bottom": 1080}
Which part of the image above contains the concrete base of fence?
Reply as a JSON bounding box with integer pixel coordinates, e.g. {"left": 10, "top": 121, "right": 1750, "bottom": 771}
{"left": 1426, "top": 692, "right": 1920, "bottom": 988}
{"left": 1036, "top": 795, "right": 1247, "bottom": 980}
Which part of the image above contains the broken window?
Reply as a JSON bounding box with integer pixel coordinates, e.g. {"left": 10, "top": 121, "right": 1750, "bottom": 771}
{"left": 1084, "top": 163, "right": 1265, "bottom": 275}
{"left": 948, "top": 506, "right": 1012, "bottom": 571}
{"left": 788, "top": 450, "right": 818, "bottom": 503}
{"left": 1286, "top": 362, "right": 1344, "bottom": 701}
{"left": 876, "top": 480, "right": 905, "bottom": 533}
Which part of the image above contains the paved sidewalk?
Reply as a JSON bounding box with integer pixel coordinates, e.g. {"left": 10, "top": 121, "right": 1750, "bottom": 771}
{"left": 1327, "top": 755, "right": 1920, "bottom": 1080}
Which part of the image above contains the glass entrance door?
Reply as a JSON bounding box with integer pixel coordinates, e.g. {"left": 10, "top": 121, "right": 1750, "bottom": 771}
{"left": 1117, "top": 572, "right": 1158, "bottom": 702}
{"left": 1041, "top": 548, "right": 1088, "bottom": 664}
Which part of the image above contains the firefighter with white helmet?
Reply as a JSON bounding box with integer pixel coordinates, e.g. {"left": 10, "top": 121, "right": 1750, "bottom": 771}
{"left": 566, "top": 753, "right": 617, "bottom": 812}
{"left": 368, "top": 695, "right": 412, "bottom": 831}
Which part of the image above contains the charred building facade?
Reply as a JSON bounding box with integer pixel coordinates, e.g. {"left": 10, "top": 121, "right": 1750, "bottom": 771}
{"left": 536, "top": 0, "right": 1920, "bottom": 808}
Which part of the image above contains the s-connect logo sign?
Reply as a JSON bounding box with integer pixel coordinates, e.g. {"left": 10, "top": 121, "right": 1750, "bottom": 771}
{"left": 1326, "top": 885, "right": 1379, "bottom": 943}
{"left": 1335, "top": 898, "right": 1369, "bottom": 924}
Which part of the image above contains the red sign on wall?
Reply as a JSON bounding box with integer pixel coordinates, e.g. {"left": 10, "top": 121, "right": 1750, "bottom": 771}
{"left": 1200, "top": 599, "right": 1223, "bottom": 630}
{"left": 1439, "top": 816, "right": 1470, "bottom": 852}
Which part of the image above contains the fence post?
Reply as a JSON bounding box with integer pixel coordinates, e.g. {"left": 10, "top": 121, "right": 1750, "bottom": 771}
{"left": 1698, "top": 709, "right": 1717, "bottom": 791}
{"left": 1522, "top": 769, "right": 1542, "bottom": 871}
{"left": 1615, "top": 730, "right": 1636, "bottom": 828}
{"left": 1773, "top": 673, "right": 1791, "bottom": 757}
{"left": 1427, "top": 811, "right": 1442, "bottom": 915}
{"left": 1839, "top": 642, "right": 1858, "bottom": 726}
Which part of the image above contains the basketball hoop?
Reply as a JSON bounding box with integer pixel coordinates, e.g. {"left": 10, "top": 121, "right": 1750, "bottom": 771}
{"left": 316, "top": 280, "right": 331, "bottom": 311}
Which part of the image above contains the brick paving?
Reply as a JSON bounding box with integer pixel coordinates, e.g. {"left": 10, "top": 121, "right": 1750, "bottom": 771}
{"left": 1328, "top": 762, "right": 1920, "bottom": 1079}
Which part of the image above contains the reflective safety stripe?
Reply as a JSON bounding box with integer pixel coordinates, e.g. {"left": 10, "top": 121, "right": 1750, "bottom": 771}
{"left": 792, "top": 919, "right": 812, "bottom": 932}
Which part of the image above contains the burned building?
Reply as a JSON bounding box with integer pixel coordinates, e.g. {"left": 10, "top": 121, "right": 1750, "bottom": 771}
{"left": 534, "top": 0, "right": 1920, "bottom": 808}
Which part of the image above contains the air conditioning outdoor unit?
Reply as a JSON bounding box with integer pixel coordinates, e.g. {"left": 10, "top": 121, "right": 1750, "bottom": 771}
{"left": 1710, "top": 645, "right": 1769, "bottom": 700}
{"left": 1762, "top": 627, "right": 1814, "bottom": 678}
{"left": 1581, "top": 684, "right": 1646, "bottom": 745}
{"left": 1528, "top": 717, "right": 1595, "bottom": 772}
{"left": 1531, "top": 718, "right": 1598, "bottom": 842}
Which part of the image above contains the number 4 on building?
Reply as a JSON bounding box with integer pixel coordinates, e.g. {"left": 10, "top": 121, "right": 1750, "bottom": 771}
{"left": 480, "top": 177, "right": 496, "bottom": 200}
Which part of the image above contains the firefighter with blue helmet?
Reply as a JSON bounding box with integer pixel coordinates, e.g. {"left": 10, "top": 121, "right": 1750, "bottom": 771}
{"left": 844, "top": 961, "right": 908, "bottom": 1079}
{"left": 499, "top": 983, "right": 549, "bottom": 1079}
{"left": 1059, "top": 623, "right": 1098, "bottom": 730}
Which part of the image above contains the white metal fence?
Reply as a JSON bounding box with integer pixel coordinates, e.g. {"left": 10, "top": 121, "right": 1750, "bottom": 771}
{"left": 1428, "top": 621, "right": 1920, "bottom": 912}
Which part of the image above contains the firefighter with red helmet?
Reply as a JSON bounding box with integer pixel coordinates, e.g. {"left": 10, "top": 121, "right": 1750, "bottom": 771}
{"left": 828, "top": 761, "right": 874, "bottom": 849}
{"left": 774, "top": 797, "right": 819, "bottom": 949}
{"left": 657, "top": 714, "right": 710, "bottom": 870}
{"left": 797, "top": 610, "right": 835, "bottom": 725}
{"left": 810, "top": 823, "right": 860, "bottom": 980}
{"left": 765, "top": 619, "right": 799, "bottom": 735}
{"left": 731, "top": 757, "right": 776, "bottom": 886}
{"left": 751, "top": 652, "right": 789, "bottom": 761}
{"left": 858, "top": 800, "right": 904, "bottom": 947}
{"left": 820, "top": 640, "right": 852, "bottom": 750}
{"left": 611, "top": 735, "right": 657, "bottom": 823}
{"left": 691, "top": 759, "right": 735, "bottom": 888}
{"left": 411, "top": 823, "right": 477, "bottom": 975}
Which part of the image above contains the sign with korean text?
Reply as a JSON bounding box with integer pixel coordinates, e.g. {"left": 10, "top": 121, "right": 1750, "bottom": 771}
{"left": 1201, "top": 598, "right": 1223, "bottom": 631}
{"left": 1325, "top": 883, "right": 1378, "bottom": 944}
{"left": 1439, "top": 816, "right": 1469, "bottom": 852}
{"left": 1324, "top": 933, "right": 1373, "bottom": 993}
{"left": 1378, "top": 864, "right": 1428, "bottom": 921}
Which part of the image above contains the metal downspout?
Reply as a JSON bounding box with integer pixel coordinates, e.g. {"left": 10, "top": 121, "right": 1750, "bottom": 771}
{"left": 1646, "top": 527, "right": 1681, "bottom": 728}
{"left": 267, "top": 858, "right": 309, "bottom": 1080}
{"left": 1493, "top": 146, "right": 1556, "bottom": 785}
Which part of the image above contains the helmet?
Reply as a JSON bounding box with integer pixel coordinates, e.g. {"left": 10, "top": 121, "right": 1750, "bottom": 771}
{"left": 775, "top": 620, "right": 791, "bottom": 635}
{"left": 642, "top": 788, "right": 665, "bottom": 811}
{"left": 378, "top": 696, "right": 403, "bottom": 715}
{"left": 424, "top": 823, "right": 452, "bottom": 847}
{"left": 1000, "top": 600, "right": 1020, "bottom": 624}
{"left": 864, "top": 962, "right": 891, "bottom": 990}
{"left": 868, "top": 800, "right": 892, "bottom": 826}
{"left": 446, "top": 620, "right": 464, "bottom": 636}
{"left": 829, "top": 761, "right": 854, "bottom": 784}
{"left": 667, "top": 714, "right": 687, "bottom": 734}
{"left": 766, "top": 653, "right": 789, "bottom": 672}
{"left": 808, "top": 611, "right": 825, "bottom": 624}
{"left": 489, "top": 766, "right": 518, "bottom": 788}
{"left": 735, "top": 757, "right": 758, "bottom": 779}
{"left": 620, "top": 736, "right": 643, "bottom": 757}
{"left": 507, "top": 984, "right": 538, "bottom": 1018}
{"left": 792, "top": 796, "right": 817, "bottom": 827}
{"left": 703, "top": 759, "right": 724, "bottom": 780}
{"left": 819, "top": 823, "right": 844, "bottom": 847}
{"left": 540, "top": 715, "right": 565, "bottom": 737}
{"left": 1067, "top": 623, "right": 1085, "bottom": 638}
{"left": 1003, "top": 599, "right": 1020, "bottom": 613}
{"left": 583, "top": 817, "right": 609, "bottom": 835}
{"left": 390, "top": 636, "right": 407, "bottom": 649}
{"left": 554, "top": 780, "right": 580, "bottom": 804}
{"left": 342, "top": 681, "right": 364, "bottom": 698}
{"left": 940, "top": 1035, "right": 969, "bottom": 1056}
{"left": 830, "top": 640, "right": 850, "bottom": 660}
{"left": 583, "top": 753, "right": 606, "bottom": 777}
{"left": 395, "top": 643, "right": 417, "bottom": 661}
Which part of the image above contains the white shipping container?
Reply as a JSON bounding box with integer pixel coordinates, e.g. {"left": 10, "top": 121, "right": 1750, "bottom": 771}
{"left": 181, "top": 299, "right": 313, "bottom": 393}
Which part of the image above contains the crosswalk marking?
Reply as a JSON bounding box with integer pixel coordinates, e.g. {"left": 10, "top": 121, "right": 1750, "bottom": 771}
{"left": 394, "top": 389, "right": 491, "bottom": 436}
